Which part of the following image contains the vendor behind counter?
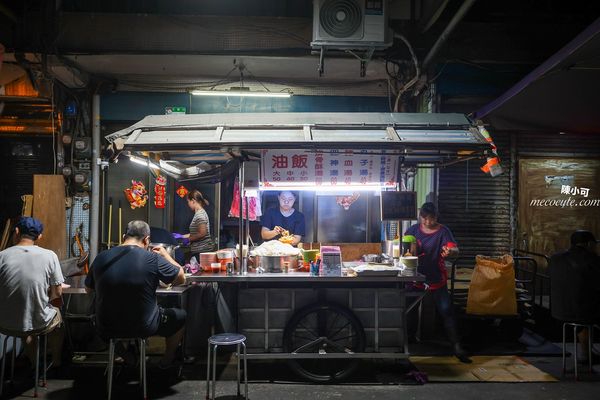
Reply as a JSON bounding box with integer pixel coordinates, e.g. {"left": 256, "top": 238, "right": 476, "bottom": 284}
{"left": 260, "top": 191, "right": 305, "bottom": 246}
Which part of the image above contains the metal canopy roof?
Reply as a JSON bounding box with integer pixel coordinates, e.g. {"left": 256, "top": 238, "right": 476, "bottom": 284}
{"left": 475, "top": 17, "right": 600, "bottom": 134}
{"left": 106, "top": 112, "right": 487, "bottom": 155}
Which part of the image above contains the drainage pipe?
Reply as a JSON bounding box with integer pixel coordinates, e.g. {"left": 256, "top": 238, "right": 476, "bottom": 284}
{"left": 422, "top": 0, "right": 478, "bottom": 70}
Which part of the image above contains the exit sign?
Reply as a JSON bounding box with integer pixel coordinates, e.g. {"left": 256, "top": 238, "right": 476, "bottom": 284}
{"left": 165, "top": 106, "right": 186, "bottom": 115}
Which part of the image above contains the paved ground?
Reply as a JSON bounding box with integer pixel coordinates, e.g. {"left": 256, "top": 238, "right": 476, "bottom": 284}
{"left": 2, "top": 351, "right": 600, "bottom": 400}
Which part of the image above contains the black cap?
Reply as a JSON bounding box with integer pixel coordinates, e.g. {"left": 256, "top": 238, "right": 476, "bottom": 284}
{"left": 570, "top": 230, "right": 598, "bottom": 246}
{"left": 15, "top": 216, "right": 44, "bottom": 237}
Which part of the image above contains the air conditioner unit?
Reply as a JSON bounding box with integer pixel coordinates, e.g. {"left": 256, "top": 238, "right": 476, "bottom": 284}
{"left": 312, "top": 0, "right": 391, "bottom": 49}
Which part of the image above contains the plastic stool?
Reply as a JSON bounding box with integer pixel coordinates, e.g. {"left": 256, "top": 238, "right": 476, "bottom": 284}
{"left": 562, "top": 322, "right": 598, "bottom": 379}
{"left": 106, "top": 338, "right": 147, "bottom": 400}
{"left": 206, "top": 333, "right": 247, "bottom": 400}
{"left": 0, "top": 333, "right": 46, "bottom": 398}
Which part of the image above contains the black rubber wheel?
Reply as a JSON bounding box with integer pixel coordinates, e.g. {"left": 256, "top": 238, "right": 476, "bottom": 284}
{"left": 282, "top": 302, "right": 366, "bottom": 382}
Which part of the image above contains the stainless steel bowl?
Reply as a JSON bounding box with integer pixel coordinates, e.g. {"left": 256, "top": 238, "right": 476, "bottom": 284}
{"left": 250, "top": 255, "right": 299, "bottom": 273}
{"left": 381, "top": 240, "right": 395, "bottom": 257}
{"left": 149, "top": 242, "right": 180, "bottom": 258}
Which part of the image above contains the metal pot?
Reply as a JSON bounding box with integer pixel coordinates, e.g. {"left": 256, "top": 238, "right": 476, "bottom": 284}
{"left": 381, "top": 240, "right": 395, "bottom": 257}
{"left": 250, "top": 255, "right": 299, "bottom": 273}
{"left": 149, "top": 242, "right": 180, "bottom": 258}
{"left": 362, "top": 254, "right": 381, "bottom": 263}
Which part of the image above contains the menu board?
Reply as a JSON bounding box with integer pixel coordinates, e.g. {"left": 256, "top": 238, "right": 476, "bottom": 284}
{"left": 380, "top": 191, "right": 417, "bottom": 220}
{"left": 261, "top": 149, "right": 398, "bottom": 188}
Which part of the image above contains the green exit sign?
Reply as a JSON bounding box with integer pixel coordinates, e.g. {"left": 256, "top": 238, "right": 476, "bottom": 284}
{"left": 165, "top": 106, "right": 186, "bottom": 115}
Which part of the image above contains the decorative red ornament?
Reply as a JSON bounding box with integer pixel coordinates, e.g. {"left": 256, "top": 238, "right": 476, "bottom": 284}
{"left": 124, "top": 180, "right": 148, "bottom": 209}
{"left": 176, "top": 185, "right": 189, "bottom": 198}
{"left": 154, "top": 175, "right": 166, "bottom": 208}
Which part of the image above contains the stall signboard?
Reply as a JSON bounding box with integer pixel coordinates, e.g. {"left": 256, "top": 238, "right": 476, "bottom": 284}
{"left": 261, "top": 150, "right": 398, "bottom": 189}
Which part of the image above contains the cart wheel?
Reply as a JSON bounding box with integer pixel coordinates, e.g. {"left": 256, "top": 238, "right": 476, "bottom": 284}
{"left": 282, "top": 302, "right": 366, "bottom": 382}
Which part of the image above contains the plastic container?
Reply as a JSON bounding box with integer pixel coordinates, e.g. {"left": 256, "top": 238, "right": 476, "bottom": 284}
{"left": 217, "top": 249, "right": 235, "bottom": 271}
{"left": 199, "top": 252, "right": 218, "bottom": 272}
{"left": 211, "top": 262, "right": 221, "bottom": 273}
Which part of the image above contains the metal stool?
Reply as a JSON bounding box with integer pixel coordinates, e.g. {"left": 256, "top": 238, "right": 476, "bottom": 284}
{"left": 562, "top": 322, "right": 598, "bottom": 379}
{"left": 206, "top": 333, "right": 247, "bottom": 400}
{"left": 0, "top": 333, "right": 47, "bottom": 398}
{"left": 106, "top": 338, "right": 147, "bottom": 400}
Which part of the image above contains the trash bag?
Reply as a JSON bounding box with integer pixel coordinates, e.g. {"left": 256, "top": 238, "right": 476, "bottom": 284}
{"left": 466, "top": 255, "right": 517, "bottom": 316}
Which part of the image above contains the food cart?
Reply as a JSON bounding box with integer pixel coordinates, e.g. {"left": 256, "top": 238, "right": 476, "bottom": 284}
{"left": 105, "top": 112, "right": 490, "bottom": 381}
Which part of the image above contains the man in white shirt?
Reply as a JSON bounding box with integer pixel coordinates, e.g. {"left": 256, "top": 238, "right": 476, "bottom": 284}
{"left": 0, "top": 217, "right": 64, "bottom": 366}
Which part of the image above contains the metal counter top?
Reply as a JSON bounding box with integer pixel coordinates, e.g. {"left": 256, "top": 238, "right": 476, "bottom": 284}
{"left": 187, "top": 271, "right": 424, "bottom": 283}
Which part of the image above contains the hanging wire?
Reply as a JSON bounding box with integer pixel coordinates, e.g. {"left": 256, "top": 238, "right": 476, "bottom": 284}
{"left": 207, "top": 65, "right": 239, "bottom": 90}
{"left": 242, "top": 64, "right": 274, "bottom": 93}
{"left": 51, "top": 80, "right": 57, "bottom": 174}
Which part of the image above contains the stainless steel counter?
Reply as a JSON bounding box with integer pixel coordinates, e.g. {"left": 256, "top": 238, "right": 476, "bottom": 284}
{"left": 187, "top": 271, "right": 425, "bottom": 283}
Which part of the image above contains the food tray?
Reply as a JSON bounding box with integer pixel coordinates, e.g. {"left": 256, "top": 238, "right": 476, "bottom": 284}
{"left": 350, "top": 263, "right": 402, "bottom": 277}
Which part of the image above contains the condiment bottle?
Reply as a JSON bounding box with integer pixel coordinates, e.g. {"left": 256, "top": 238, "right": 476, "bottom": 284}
{"left": 392, "top": 239, "right": 400, "bottom": 266}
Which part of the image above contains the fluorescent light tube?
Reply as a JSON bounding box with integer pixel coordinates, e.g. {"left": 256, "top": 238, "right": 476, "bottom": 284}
{"left": 191, "top": 90, "right": 291, "bottom": 98}
{"left": 129, "top": 155, "right": 159, "bottom": 171}
{"left": 159, "top": 159, "right": 182, "bottom": 175}
{"left": 259, "top": 184, "right": 387, "bottom": 192}
{"left": 129, "top": 155, "right": 149, "bottom": 167}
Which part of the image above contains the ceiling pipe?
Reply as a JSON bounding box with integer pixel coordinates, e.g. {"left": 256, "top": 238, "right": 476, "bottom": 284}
{"left": 0, "top": 4, "right": 18, "bottom": 23}
{"left": 422, "top": 0, "right": 478, "bottom": 70}
{"left": 420, "top": 0, "right": 451, "bottom": 33}
{"left": 90, "top": 94, "right": 100, "bottom": 262}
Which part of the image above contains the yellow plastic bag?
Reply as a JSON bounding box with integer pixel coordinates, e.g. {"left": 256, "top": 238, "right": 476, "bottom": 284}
{"left": 466, "top": 255, "right": 517, "bottom": 316}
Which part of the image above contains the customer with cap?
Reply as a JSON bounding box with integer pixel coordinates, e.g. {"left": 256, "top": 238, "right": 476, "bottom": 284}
{"left": 85, "top": 220, "right": 187, "bottom": 368}
{"left": 0, "top": 217, "right": 65, "bottom": 367}
{"left": 549, "top": 230, "right": 600, "bottom": 363}
{"left": 405, "top": 202, "right": 470, "bottom": 363}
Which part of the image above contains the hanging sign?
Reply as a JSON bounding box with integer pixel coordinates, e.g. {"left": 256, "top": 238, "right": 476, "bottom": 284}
{"left": 154, "top": 175, "right": 166, "bottom": 209}
{"left": 261, "top": 149, "right": 398, "bottom": 188}
{"left": 176, "top": 185, "right": 189, "bottom": 198}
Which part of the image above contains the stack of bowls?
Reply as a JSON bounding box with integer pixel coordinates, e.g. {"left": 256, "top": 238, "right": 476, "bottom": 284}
{"left": 400, "top": 256, "right": 418, "bottom": 276}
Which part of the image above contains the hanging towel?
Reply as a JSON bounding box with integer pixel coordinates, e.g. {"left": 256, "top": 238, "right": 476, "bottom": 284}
{"left": 228, "top": 178, "right": 262, "bottom": 221}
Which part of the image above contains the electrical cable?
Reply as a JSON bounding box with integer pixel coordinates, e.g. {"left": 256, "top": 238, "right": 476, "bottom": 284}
{"left": 392, "top": 32, "right": 421, "bottom": 112}
{"left": 51, "top": 81, "right": 57, "bottom": 174}
{"left": 242, "top": 65, "right": 274, "bottom": 93}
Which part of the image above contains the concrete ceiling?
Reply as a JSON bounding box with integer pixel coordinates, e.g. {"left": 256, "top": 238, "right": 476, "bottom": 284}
{"left": 2, "top": 0, "right": 600, "bottom": 100}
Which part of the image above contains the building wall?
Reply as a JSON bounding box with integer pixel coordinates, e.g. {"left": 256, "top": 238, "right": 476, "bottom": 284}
{"left": 438, "top": 129, "right": 600, "bottom": 266}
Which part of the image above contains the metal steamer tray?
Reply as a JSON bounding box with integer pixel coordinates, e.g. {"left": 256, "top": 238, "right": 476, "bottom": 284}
{"left": 348, "top": 262, "right": 402, "bottom": 277}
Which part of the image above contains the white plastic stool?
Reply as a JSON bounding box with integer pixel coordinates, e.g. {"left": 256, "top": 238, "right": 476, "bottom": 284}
{"left": 106, "top": 338, "right": 147, "bottom": 400}
{"left": 206, "top": 333, "right": 247, "bottom": 400}
{"left": 562, "top": 322, "right": 598, "bottom": 379}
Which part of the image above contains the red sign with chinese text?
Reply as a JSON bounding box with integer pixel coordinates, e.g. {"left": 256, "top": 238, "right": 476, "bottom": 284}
{"left": 154, "top": 175, "right": 166, "bottom": 208}
{"left": 261, "top": 150, "right": 398, "bottom": 188}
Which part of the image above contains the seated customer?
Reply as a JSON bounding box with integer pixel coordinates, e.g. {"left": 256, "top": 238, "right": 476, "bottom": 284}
{"left": 85, "top": 220, "right": 186, "bottom": 367}
{"left": 0, "top": 217, "right": 64, "bottom": 366}
{"left": 549, "top": 230, "right": 600, "bottom": 362}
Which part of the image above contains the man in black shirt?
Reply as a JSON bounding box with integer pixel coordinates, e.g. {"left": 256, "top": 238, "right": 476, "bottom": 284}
{"left": 549, "top": 230, "right": 600, "bottom": 363}
{"left": 85, "top": 220, "right": 186, "bottom": 367}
